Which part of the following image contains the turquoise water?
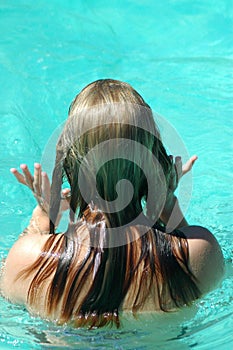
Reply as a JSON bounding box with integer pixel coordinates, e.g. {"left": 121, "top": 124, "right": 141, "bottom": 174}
{"left": 0, "top": 0, "right": 232, "bottom": 349}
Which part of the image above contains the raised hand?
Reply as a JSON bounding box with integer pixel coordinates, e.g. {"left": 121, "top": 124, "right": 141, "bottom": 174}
{"left": 10, "top": 163, "right": 70, "bottom": 215}
{"left": 168, "top": 155, "right": 198, "bottom": 194}
{"left": 182, "top": 155, "right": 198, "bottom": 175}
{"left": 10, "top": 163, "right": 50, "bottom": 213}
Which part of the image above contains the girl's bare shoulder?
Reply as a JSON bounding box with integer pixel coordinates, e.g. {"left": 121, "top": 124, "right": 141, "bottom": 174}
{"left": 180, "top": 225, "right": 224, "bottom": 294}
{"left": 0, "top": 232, "right": 60, "bottom": 304}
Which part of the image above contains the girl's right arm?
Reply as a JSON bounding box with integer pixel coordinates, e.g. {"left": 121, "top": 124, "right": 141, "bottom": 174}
{"left": 160, "top": 155, "right": 224, "bottom": 294}
{"left": 160, "top": 155, "right": 198, "bottom": 230}
{"left": 160, "top": 194, "right": 188, "bottom": 229}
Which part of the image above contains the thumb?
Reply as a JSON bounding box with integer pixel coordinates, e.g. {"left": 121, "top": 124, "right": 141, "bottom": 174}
{"left": 60, "top": 188, "right": 71, "bottom": 211}
{"left": 182, "top": 155, "right": 198, "bottom": 175}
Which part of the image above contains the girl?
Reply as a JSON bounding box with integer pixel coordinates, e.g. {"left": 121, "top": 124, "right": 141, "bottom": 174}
{"left": 0, "top": 79, "right": 224, "bottom": 328}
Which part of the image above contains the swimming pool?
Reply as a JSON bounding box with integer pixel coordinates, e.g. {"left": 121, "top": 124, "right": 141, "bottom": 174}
{"left": 0, "top": 0, "right": 232, "bottom": 349}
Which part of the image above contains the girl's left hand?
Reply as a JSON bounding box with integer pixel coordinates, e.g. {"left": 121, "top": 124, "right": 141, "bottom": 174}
{"left": 10, "top": 163, "right": 70, "bottom": 215}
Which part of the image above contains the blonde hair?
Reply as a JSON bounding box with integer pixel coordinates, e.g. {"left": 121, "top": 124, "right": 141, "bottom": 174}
{"left": 20, "top": 79, "right": 200, "bottom": 328}
{"left": 50, "top": 79, "right": 171, "bottom": 235}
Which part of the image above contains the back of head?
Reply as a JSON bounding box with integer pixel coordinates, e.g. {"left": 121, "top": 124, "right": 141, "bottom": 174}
{"left": 69, "top": 79, "right": 148, "bottom": 108}
{"left": 50, "top": 79, "right": 171, "bottom": 237}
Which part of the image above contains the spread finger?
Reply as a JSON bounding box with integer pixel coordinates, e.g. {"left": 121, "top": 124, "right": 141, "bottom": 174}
{"left": 33, "top": 163, "right": 42, "bottom": 196}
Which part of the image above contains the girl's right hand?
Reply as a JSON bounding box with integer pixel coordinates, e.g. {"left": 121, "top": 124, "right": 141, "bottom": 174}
{"left": 168, "top": 155, "right": 198, "bottom": 194}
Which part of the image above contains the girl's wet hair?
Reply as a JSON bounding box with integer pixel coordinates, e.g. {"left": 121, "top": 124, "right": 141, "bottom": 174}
{"left": 18, "top": 79, "right": 201, "bottom": 328}
{"left": 49, "top": 79, "right": 171, "bottom": 234}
